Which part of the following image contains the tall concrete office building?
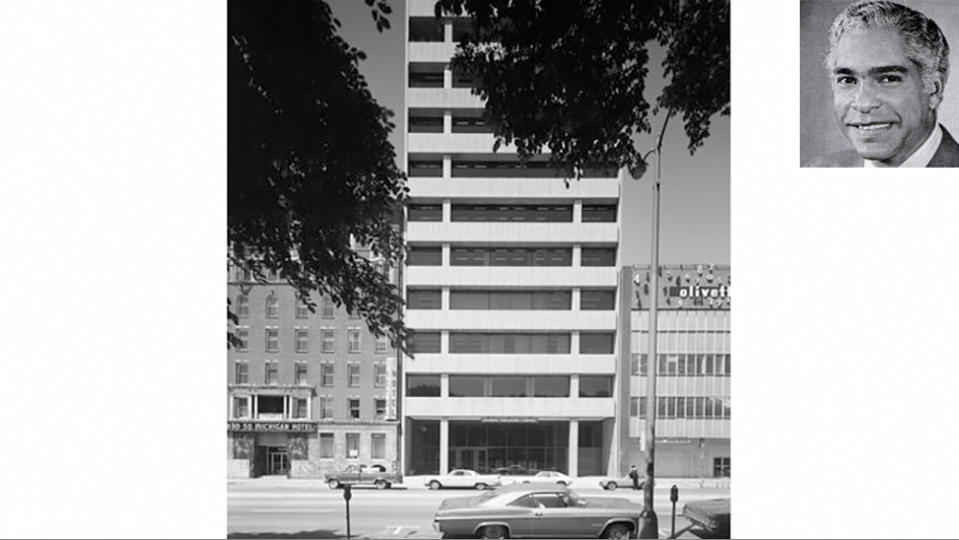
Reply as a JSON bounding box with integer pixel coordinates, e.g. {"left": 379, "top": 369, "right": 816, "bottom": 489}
{"left": 401, "top": 0, "right": 623, "bottom": 477}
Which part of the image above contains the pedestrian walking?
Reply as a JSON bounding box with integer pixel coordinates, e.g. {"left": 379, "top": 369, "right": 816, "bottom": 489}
{"left": 628, "top": 464, "right": 640, "bottom": 490}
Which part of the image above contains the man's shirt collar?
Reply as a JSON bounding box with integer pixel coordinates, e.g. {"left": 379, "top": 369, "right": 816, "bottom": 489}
{"left": 863, "top": 124, "right": 942, "bottom": 168}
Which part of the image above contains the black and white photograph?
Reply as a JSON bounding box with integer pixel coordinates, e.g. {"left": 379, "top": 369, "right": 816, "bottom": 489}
{"left": 800, "top": 0, "right": 959, "bottom": 167}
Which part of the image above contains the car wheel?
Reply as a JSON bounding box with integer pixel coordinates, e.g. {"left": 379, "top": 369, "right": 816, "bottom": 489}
{"left": 607, "top": 481, "right": 618, "bottom": 490}
{"left": 474, "top": 482, "right": 487, "bottom": 490}
{"left": 327, "top": 479, "right": 340, "bottom": 489}
{"left": 557, "top": 480, "right": 567, "bottom": 486}
{"left": 374, "top": 479, "right": 388, "bottom": 490}
{"left": 602, "top": 523, "right": 631, "bottom": 540}
{"left": 429, "top": 480, "right": 442, "bottom": 490}
{"left": 478, "top": 525, "right": 508, "bottom": 539}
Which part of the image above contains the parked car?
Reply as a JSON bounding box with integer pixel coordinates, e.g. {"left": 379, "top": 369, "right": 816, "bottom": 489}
{"left": 492, "top": 464, "right": 539, "bottom": 476}
{"left": 325, "top": 464, "right": 401, "bottom": 490}
{"left": 522, "top": 470, "right": 573, "bottom": 486}
{"left": 432, "top": 482, "right": 640, "bottom": 539}
{"left": 598, "top": 475, "right": 646, "bottom": 491}
{"left": 425, "top": 469, "right": 502, "bottom": 490}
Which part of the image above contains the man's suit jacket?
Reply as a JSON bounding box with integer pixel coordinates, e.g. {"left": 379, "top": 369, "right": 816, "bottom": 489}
{"left": 805, "top": 125, "right": 959, "bottom": 167}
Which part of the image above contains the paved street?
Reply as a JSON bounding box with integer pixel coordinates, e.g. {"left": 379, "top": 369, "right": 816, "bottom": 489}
{"left": 228, "top": 478, "right": 729, "bottom": 539}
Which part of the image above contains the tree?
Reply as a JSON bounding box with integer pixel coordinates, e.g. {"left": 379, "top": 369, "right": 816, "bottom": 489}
{"left": 228, "top": 0, "right": 409, "bottom": 351}
{"left": 434, "top": 0, "right": 729, "bottom": 173}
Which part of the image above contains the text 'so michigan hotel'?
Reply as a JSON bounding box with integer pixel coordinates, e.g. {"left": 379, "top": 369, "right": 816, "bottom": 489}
{"left": 399, "top": 0, "right": 729, "bottom": 479}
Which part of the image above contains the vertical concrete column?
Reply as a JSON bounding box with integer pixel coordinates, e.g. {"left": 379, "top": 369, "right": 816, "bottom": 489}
{"left": 568, "top": 419, "right": 579, "bottom": 477}
{"left": 283, "top": 395, "right": 288, "bottom": 419}
{"left": 253, "top": 395, "right": 259, "bottom": 418}
{"left": 306, "top": 395, "right": 312, "bottom": 420}
{"left": 571, "top": 332, "right": 581, "bottom": 356}
{"left": 444, "top": 66, "right": 452, "bottom": 88}
{"left": 573, "top": 200, "right": 583, "bottom": 222}
{"left": 441, "top": 330, "right": 450, "bottom": 354}
{"left": 440, "top": 418, "right": 450, "bottom": 474}
{"left": 444, "top": 112, "right": 452, "bottom": 134}
{"left": 442, "top": 243, "right": 450, "bottom": 266}
{"left": 441, "top": 374, "right": 450, "bottom": 397}
{"left": 443, "top": 156, "right": 452, "bottom": 178}
{"left": 442, "top": 287, "right": 450, "bottom": 310}
{"left": 570, "top": 374, "right": 580, "bottom": 398}
{"left": 443, "top": 199, "right": 451, "bottom": 222}
{"left": 571, "top": 288, "right": 581, "bottom": 312}
{"left": 444, "top": 19, "right": 453, "bottom": 43}
{"left": 572, "top": 245, "right": 581, "bottom": 266}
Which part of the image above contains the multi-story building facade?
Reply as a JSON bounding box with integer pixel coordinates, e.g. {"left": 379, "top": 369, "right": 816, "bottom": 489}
{"left": 401, "top": 0, "right": 623, "bottom": 477}
{"left": 617, "top": 264, "right": 731, "bottom": 478}
{"left": 227, "top": 258, "right": 399, "bottom": 478}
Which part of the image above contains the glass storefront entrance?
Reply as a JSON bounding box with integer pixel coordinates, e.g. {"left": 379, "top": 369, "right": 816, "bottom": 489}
{"left": 448, "top": 421, "right": 569, "bottom": 475}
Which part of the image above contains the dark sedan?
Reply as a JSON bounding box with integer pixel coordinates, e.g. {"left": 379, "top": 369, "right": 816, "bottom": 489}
{"left": 432, "top": 482, "right": 640, "bottom": 539}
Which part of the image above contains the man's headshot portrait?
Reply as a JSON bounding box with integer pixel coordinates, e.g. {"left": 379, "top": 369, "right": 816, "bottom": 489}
{"left": 801, "top": 0, "right": 959, "bottom": 167}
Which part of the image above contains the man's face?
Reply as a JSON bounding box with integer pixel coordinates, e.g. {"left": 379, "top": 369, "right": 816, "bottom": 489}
{"left": 830, "top": 28, "right": 940, "bottom": 166}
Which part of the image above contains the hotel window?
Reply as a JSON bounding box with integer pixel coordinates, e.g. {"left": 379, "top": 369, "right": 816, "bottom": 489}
{"left": 375, "top": 399, "right": 387, "bottom": 419}
{"left": 371, "top": 433, "right": 386, "bottom": 459}
{"left": 321, "top": 329, "right": 335, "bottom": 353}
{"left": 409, "top": 331, "right": 441, "bottom": 354}
{"left": 346, "top": 432, "right": 360, "bottom": 458}
{"left": 294, "top": 362, "right": 308, "bottom": 385}
{"left": 320, "top": 363, "right": 334, "bottom": 387}
{"left": 233, "top": 397, "right": 249, "bottom": 418}
{"left": 375, "top": 335, "right": 390, "bottom": 354}
{"left": 293, "top": 398, "right": 308, "bottom": 419}
{"left": 265, "top": 293, "right": 278, "bottom": 318}
{"left": 631, "top": 353, "right": 648, "bottom": 376}
{"left": 348, "top": 398, "right": 361, "bottom": 419}
{"left": 408, "top": 246, "right": 442, "bottom": 266}
{"left": 322, "top": 297, "right": 335, "bottom": 319}
{"left": 319, "top": 433, "right": 334, "bottom": 458}
{"left": 295, "top": 296, "right": 310, "bottom": 319}
{"left": 265, "top": 328, "right": 279, "bottom": 352}
{"left": 348, "top": 363, "right": 361, "bottom": 387}
{"left": 234, "top": 361, "right": 249, "bottom": 384}
{"left": 580, "top": 289, "right": 616, "bottom": 310}
{"left": 579, "top": 375, "right": 613, "bottom": 397}
{"left": 236, "top": 327, "right": 249, "bottom": 351}
{"left": 408, "top": 203, "right": 443, "bottom": 221}
{"left": 319, "top": 396, "right": 333, "bottom": 419}
{"left": 374, "top": 359, "right": 386, "bottom": 387}
{"left": 348, "top": 329, "right": 361, "bottom": 353}
{"left": 579, "top": 332, "right": 615, "bottom": 354}
{"left": 629, "top": 397, "right": 638, "bottom": 416}
{"left": 408, "top": 289, "right": 442, "bottom": 309}
{"left": 407, "top": 374, "right": 441, "bottom": 396}
{"left": 236, "top": 294, "right": 249, "bottom": 318}
{"left": 580, "top": 247, "right": 616, "bottom": 266}
{"left": 264, "top": 362, "right": 278, "bottom": 385}
{"left": 713, "top": 457, "right": 731, "bottom": 478}
{"left": 295, "top": 329, "right": 309, "bottom": 353}
{"left": 581, "top": 203, "right": 617, "bottom": 222}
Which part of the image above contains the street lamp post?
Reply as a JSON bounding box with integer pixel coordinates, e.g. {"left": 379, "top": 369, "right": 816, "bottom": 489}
{"left": 631, "top": 113, "right": 671, "bottom": 540}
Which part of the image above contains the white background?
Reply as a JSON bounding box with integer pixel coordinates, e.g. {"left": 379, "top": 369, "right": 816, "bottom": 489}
{"left": 1, "top": 0, "right": 959, "bottom": 538}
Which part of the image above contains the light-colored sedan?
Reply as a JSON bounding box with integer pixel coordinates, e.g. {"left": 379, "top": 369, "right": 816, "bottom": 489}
{"left": 598, "top": 476, "right": 645, "bottom": 491}
{"left": 432, "top": 482, "right": 639, "bottom": 539}
{"left": 425, "top": 469, "right": 503, "bottom": 490}
{"left": 523, "top": 470, "right": 573, "bottom": 486}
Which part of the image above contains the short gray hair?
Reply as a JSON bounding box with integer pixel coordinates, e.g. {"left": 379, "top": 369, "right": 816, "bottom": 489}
{"left": 826, "top": 0, "right": 949, "bottom": 94}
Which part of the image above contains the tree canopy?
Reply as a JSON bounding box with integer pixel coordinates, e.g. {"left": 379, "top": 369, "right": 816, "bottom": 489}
{"left": 434, "top": 0, "right": 730, "bottom": 174}
{"left": 228, "top": 0, "right": 408, "bottom": 350}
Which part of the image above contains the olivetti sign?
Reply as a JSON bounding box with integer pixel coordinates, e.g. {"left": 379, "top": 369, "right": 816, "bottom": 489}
{"left": 667, "top": 286, "right": 730, "bottom": 299}
{"left": 228, "top": 422, "right": 316, "bottom": 432}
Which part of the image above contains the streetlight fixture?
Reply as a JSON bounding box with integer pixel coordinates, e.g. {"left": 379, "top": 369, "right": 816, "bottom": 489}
{"left": 630, "top": 113, "right": 671, "bottom": 540}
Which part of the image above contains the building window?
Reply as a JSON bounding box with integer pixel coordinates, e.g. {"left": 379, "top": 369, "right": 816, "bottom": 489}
{"left": 580, "top": 247, "right": 617, "bottom": 266}
{"left": 293, "top": 398, "right": 308, "bottom": 419}
{"left": 407, "top": 374, "right": 441, "bottom": 396}
{"left": 265, "top": 293, "right": 278, "bottom": 318}
{"left": 449, "top": 332, "right": 571, "bottom": 354}
{"left": 408, "top": 203, "right": 443, "bottom": 221}
{"left": 581, "top": 204, "right": 617, "bottom": 222}
{"left": 374, "top": 359, "right": 386, "bottom": 387}
{"left": 371, "top": 433, "right": 386, "bottom": 459}
{"left": 348, "top": 363, "right": 361, "bottom": 387}
{"left": 293, "top": 328, "right": 308, "bottom": 353}
{"left": 294, "top": 363, "right": 308, "bottom": 385}
{"left": 375, "top": 399, "right": 387, "bottom": 419}
{"left": 234, "top": 362, "right": 249, "bottom": 384}
{"left": 375, "top": 335, "right": 390, "bottom": 354}
{"left": 348, "top": 330, "right": 361, "bottom": 353}
{"left": 320, "top": 363, "right": 334, "bottom": 387}
{"left": 450, "top": 246, "right": 572, "bottom": 266}
{"left": 348, "top": 398, "right": 361, "bottom": 419}
{"left": 233, "top": 397, "right": 249, "bottom": 418}
{"left": 578, "top": 375, "right": 613, "bottom": 397}
{"left": 631, "top": 354, "right": 648, "bottom": 376}
{"left": 449, "top": 290, "right": 571, "bottom": 310}
{"left": 236, "top": 327, "right": 249, "bottom": 351}
{"left": 321, "top": 329, "right": 335, "bottom": 353}
{"left": 580, "top": 289, "right": 616, "bottom": 310}
{"left": 319, "top": 396, "right": 334, "bottom": 419}
{"left": 408, "top": 246, "right": 443, "bottom": 266}
{"left": 264, "top": 362, "right": 278, "bottom": 385}
{"left": 322, "top": 297, "right": 335, "bottom": 319}
{"left": 491, "top": 376, "right": 527, "bottom": 397}
{"left": 408, "top": 289, "right": 442, "bottom": 309}
{"left": 265, "top": 328, "right": 279, "bottom": 352}
{"left": 713, "top": 457, "right": 731, "bottom": 478}
{"left": 295, "top": 296, "right": 309, "bottom": 319}
{"left": 408, "top": 159, "right": 443, "bottom": 177}
{"left": 346, "top": 432, "right": 360, "bottom": 458}
{"left": 450, "top": 204, "right": 572, "bottom": 222}
{"left": 319, "top": 433, "right": 334, "bottom": 458}
{"left": 236, "top": 295, "right": 249, "bottom": 318}
{"left": 409, "top": 331, "right": 442, "bottom": 354}
{"left": 531, "top": 376, "right": 569, "bottom": 397}
{"left": 449, "top": 375, "right": 485, "bottom": 397}
{"left": 579, "top": 332, "right": 615, "bottom": 354}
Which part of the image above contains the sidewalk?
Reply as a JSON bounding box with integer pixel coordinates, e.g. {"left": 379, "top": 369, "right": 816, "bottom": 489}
{"left": 229, "top": 474, "right": 730, "bottom": 490}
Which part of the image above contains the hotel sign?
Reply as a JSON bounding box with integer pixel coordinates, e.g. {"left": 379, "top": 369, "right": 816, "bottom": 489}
{"left": 228, "top": 421, "right": 317, "bottom": 432}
